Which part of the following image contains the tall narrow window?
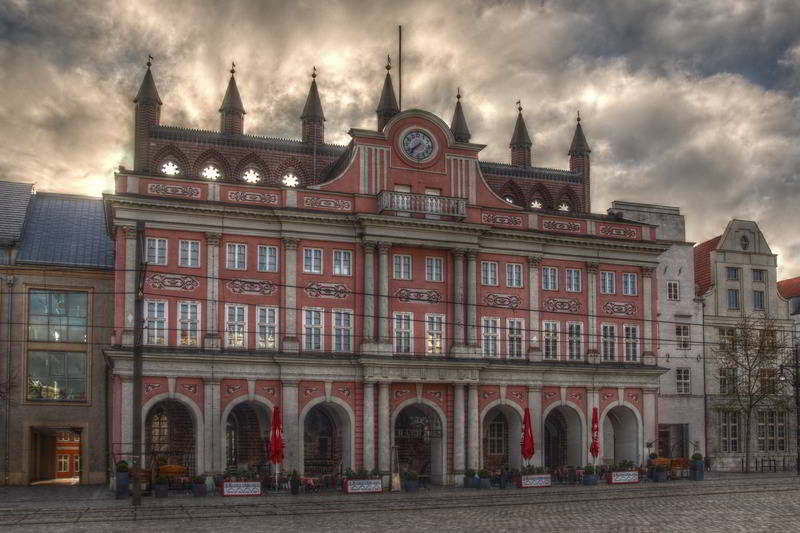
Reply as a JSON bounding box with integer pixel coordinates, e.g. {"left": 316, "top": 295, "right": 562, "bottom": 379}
{"left": 257, "top": 245, "right": 278, "bottom": 272}
{"left": 726, "top": 267, "right": 740, "bottom": 281}
{"left": 178, "top": 301, "right": 199, "bottom": 346}
{"left": 145, "top": 300, "right": 167, "bottom": 345}
{"left": 667, "top": 281, "right": 680, "bottom": 301}
{"left": 481, "top": 262, "right": 498, "bottom": 285}
{"left": 303, "top": 309, "right": 323, "bottom": 351}
{"left": 393, "top": 255, "right": 412, "bottom": 280}
{"left": 333, "top": 250, "right": 352, "bottom": 276}
{"left": 719, "top": 367, "right": 737, "bottom": 394}
{"left": 482, "top": 318, "right": 499, "bottom": 357}
{"left": 566, "top": 269, "right": 581, "bottom": 292}
{"left": 676, "top": 368, "right": 691, "bottom": 394}
{"left": 146, "top": 238, "right": 167, "bottom": 265}
{"left": 256, "top": 306, "right": 278, "bottom": 350}
{"left": 226, "top": 243, "right": 246, "bottom": 270}
{"left": 624, "top": 325, "right": 639, "bottom": 361}
{"left": 508, "top": 319, "right": 524, "bottom": 358}
{"left": 225, "top": 304, "right": 246, "bottom": 348}
{"left": 719, "top": 327, "right": 736, "bottom": 350}
{"left": 542, "top": 267, "right": 558, "bottom": 291}
{"left": 567, "top": 322, "right": 582, "bottom": 360}
{"left": 601, "top": 271, "right": 615, "bottom": 294}
{"left": 622, "top": 273, "right": 638, "bottom": 296}
{"left": 675, "top": 324, "right": 690, "bottom": 350}
{"left": 601, "top": 324, "right": 616, "bottom": 361}
{"left": 179, "top": 240, "right": 199, "bottom": 267}
{"left": 303, "top": 248, "right": 323, "bottom": 274}
{"left": 506, "top": 263, "right": 523, "bottom": 288}
{"left": 727, "top": 289, "right": 740, "bottom": 310}
{"left": 425, "top": 314, "right": 444, "bottom": 354}
{"left": 394, "top": 312, "right": 412, "bottom": 353}
{"left": 543, "top": 321, "right": 559, "bottom": 360}
{"left": 720, "top": 411, "right": 740, "bottom": 452}
{"left": 333, "top": 310, "right": 353, "bottom": 352}
{"left": 426, "top": 257, "right": 443, "bottom": 282}
{"left": 488, "top": 418, "right": 505, "bottom": 455}
{"left": 752, "top": 269, "right": 766, "bottom": 282}
{"left": 753, "top": 290, "right": 765, "bottom": 311}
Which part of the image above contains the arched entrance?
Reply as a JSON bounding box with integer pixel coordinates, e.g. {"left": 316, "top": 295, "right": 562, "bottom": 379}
{"left": 225, "top": 402, "right": 270, "bottom": 472}
{"left": 393, "top": 403, "right": 445, "bottom": 484}
{"left": 482, "top": 405, "right": 522, "bottom": 471}
{"left": 602, "top": 405, "right": 640, "bottom": 465}
{"left": 302, "top": 402, "right": 352, "bottom": 476}
{"left": 543, "top": 405, "right": 583, "bottom": 469}
{"left": 145, "top": 399, "right": 196, "bottom": 476}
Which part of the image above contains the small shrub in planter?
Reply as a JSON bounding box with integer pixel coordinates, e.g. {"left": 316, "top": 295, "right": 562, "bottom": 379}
{"left": 191, "top": 475, "right": 207, "bottom": 497}
{"left": 115, "top": 461, "right": 129, "bottom": 500}
{"left": 477, "top": 469, "right": 491, "bottom": 489}
{"left": 690, "top": 453, "right": 704, "bottom": 481}
{"left": 653, "top": 464, "right": 668, "bottom": 482}
{"left": 583, "top": 465, "right": 598, "bottom": 485}
{"left": 464, "top": 468, "right": 479, "bottom": 489}
{"left": 403, "top": 471, "right": 419, "bottom": 492}
{"left": 518, "top": 465, "right": 552, "bottom": 488}
{"left": 153, "top": 475, "right": 169, "bottom": 498}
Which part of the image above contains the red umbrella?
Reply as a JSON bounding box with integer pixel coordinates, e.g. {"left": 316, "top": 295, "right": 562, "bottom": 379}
{"left": 521, "top": 407, "right": 534, "bottom": 461}
{"left": 589, "top": 407, "right": 600, "bottom": 461}
{"left": 269, "top": 405, "right": 284, "bottom": 465}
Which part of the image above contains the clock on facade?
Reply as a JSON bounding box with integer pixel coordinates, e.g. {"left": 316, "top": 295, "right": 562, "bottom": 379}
{"left": 401, "top": 129, "right": 435, "bottom": 161}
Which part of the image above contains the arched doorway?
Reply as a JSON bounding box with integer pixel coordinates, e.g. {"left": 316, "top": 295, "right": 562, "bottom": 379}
{"left": 303, "top": 403, "right": 352, "bottom": 477}
{"left": 543, "top": 406, "right": 583, "bottom": 469}
{"left": 482, "top": 405, "right": 522, "bottom": 471}
{"left": 145, "top": 399, "right": 196, "bottom": 476}
{"left": 393, "top": 403, "right": 445, "bottom": 484}
{"left": 602, "top": 405, "right": 640, "bottom": 465}
{"left": 225, "top": 402, "right": 270, "bottom": 472}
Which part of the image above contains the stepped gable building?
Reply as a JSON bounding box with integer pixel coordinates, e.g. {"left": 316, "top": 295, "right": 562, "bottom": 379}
{"left": 105, "top": 59, "right": 670, "bottom": 485}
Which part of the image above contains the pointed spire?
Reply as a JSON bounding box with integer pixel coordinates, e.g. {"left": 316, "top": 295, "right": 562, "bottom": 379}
{"left": 568, "top": 111, "right": 591, "bottom": 155}
{"left": 509, "top": 101, "right": 532, "bottom": 148}
{"left": 376, "top": 55, "right": 399, "bottom": 131}
{"left": 133, "top": 55, "right": 162, "bottom": 105}
{"left": 450, "top": 88, "right": 471, "bottom": 143}
{"left": 301, "top": 66, "right": 325, "bottom": 122}
{"left": 219, "top": 62, "right": 245, "bottom": 115}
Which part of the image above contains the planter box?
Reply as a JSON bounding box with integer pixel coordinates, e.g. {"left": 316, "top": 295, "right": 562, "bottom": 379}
{"left": 690, "top": 461, "right": 704, "bottom": 481}
{"left": 653, "top": 470, "right": 668, "bottom": 482}
{"left": 518, "top": 474, "right": 552, "bottom": 488}
{"left": 464, "top": 476, "right": 480, "bottom": 489}
{"left": 479, "top": 478, "right": 491, "bottom": 489}
{"left": 153, "top": 484, "right": 169, "bottom": 498}
{"left": 222, "top": 481, "right": 261, "bottom": 496}
{"left": 583, "top": 474, "right": 598, "bottom": 485}
{"left": 115, "top": 472, "right": 129, "bottom": 500}
{"left": 606, "top": 471, "right": 640, "bottom": 484}
{"left": 344, "top": 478, "right": 383, "bottom": 494}
{"left": 404, "top": 479, "right": 419, "bottom": 492}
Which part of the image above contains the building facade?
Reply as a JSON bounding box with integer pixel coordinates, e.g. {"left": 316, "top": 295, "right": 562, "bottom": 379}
{"left": 104, "top": 61, "right": 671, "bottom": 486}
{"left": 0, "top": 183, "right": 114, "bottom": 485}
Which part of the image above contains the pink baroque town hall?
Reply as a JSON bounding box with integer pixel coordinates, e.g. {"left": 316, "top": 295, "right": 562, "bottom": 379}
{"left": 105, "top": 61, "right": 666, "bottom": 485}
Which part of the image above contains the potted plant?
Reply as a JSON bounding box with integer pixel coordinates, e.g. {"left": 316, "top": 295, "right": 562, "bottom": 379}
{"left": 115, "top": 460, "right": 129, "bottom": 500}
{"left": 403, "top": 470, "right": 419, "bottom": 492}
{"left": 343, "top": 468, "right": 382, "bottom": 494}
{"left": 477, "top": 469, "right": 491, "bottom": 489}
{"left": 606, "top": 460, "right": 640, "bottom": 484}
{"left": 583, "top": 465, "right": 598, "bottom": 485}
{"left": 463, "top": 468, "right": 478, "bottom": 489}
{"left": 690, "top": 453, "right": 704, "bottom": 481}
{"left": 153, "top": 475, "right": 169, "bottom": 498}
{"left": 290, "top": 470, "right": 301, "bottom": 495}
{"left": 518, "top": 465, "right": 552, "bottom": 488}
{"left": 191, "top": 475, "right": 207, "bottom": 496}
{"left": 653, "top": 464, "right": 668, "bottom": 482}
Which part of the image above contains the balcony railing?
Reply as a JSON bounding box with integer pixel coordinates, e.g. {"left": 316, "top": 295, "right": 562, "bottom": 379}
{"left": 378, "top": 191, "right": 466, "bottom": 219}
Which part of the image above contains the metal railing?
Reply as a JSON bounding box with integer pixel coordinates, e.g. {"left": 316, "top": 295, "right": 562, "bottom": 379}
{"left": 378, "top": 191, "right": 466, "bottom": 218}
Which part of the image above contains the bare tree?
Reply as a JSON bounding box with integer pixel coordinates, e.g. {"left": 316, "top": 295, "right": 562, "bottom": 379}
{"left": 713, "top": 314, "right": 791, "bottom": 473}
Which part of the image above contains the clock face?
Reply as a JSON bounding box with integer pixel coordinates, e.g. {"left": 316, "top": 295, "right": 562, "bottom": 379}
{"left": 402, "top": 129, "right": 435, "bottom": 161}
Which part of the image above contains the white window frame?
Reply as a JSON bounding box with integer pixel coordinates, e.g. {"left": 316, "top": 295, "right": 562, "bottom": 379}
{"left": 565, "top": 268, "right": 581, "bottom": 292}
{"left": 726, "top": 267, "right": 740, "bottom": 281}
{"left": 146, "top": 237, "right": 168, "bottom": 265}
{"left": 676, "top": 324, "right": 690, "bottom": 350}
{"left": 567, "top": 322, "right": 583, "bottom": 360}
{"left": 177, "top": 301, "right": 200, "bottom": 347}
{"left": 753, "top": 290, "right": 765, "bottom": 311}
{"left": 425, "top": 314, "right": 445, "bottom": 355}
{"left": 542, "top": 267, "right": 558, "bottom": 291}
{"left": 507, "top": 318, "right": 524, "bottom": 358}
{"left": 624, "top": 324, "right": 639, "bottom": 362}
{"left": 224, "top": 303, "right": 247, "bottom": 348}
{"left": 302, "top": 308, "right": 324, "bottom": 351}
{"left": 601, "top": 324, "right": 616, "bottom": 361}
{"left": 226, "top": 243, "right": 247, "bottom": 270}
{"left": 303, "top": 248, "right": 323, "bottom": 274}
{"left": 425, "top": 257, "right": 443, "bottom": 282}
{"left": 57, "top": 455, "right": 70, "bottom": 473}
{"left": 333, "top": 250, "right": 353, "bottom": 277}
{"left": 333, "top": 309, "right": 354, "bottom": 353}
{"left": 144, "top": 299, "right": 167, "bottom": 346}
{"left": 481, "top": 261, "right": 498, "bottom": 286}
{"left": 622, "top": 273, "right": 638, "bottom": 296}
{"left": 256, "top": 306, "right": 278, "bottom": 350}
{"left": 727, "top": 288, "right": 740, "bottom": 310}
{"left": 393, "top": 255, "right": 412, "bottom": 280}
{"left": 676, "top": 368, "right": 691, "bottom": 394}
{"left": 178, "top": 240, "right": 200, "bottom": 268}
{"left": 543, "top": 321, "right": 559, "bottom": 360}
{"left": 667, "top": 281, "right": 680, "bottom": 301}
{"left": 394, "top": 312, "right": 413, "bottom": 354}
{"left": 600, "top": 271, "right": 615, "bottom": 294}
{"left": 505, "top": 263, "right": 523, "bottom": 288}
{"left": 757, "top": 410, "right": 787, "bottom": 453}
{"left": 257, "top": 245, "right": 278, "bottom": 273}
{"left": 720, "top": 411, "right": 739, "bottom": 453}
{"left": 482, "top": 317, "right": 499, "bottom": 358}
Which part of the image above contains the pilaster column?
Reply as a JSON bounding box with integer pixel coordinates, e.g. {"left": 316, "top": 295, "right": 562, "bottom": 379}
{"left": 122, "top": 227, "right": 137, "bottom": 346}
{"left": 467, "top": 383, "right": 479, "bottom": 470}
{"left": 453, "top": 384, "right": 466, "bottom": 474}
{"left": 527, "top": 255, "right": 542, "bottom": 360}
{"left": 466, "top": 250, "right": 478, "bottom": 346}
{"left": 282, "top": 381, "right": 299, "bottom": 473}
{"left": 586, "top": 262, "right": 599, "bottom": 361}
{"left": 362, "top": 242, "right": 377, "bottom": 343}
{"left": 642, "top": 267, "right": 655, "bottom": 364}
{"left": 363, "top": 382, "right": 376, "bottom": 471}
{"left": 283, "top": 239, "right": 299, "bottom": 352}
{"left": 204, "top": 378, "right": 221, "bottom": 473}
{"left": 120, "top": 378, "right": 133, "bottom": 459}
{"left": 378, "top": 382, "right": 390, "bottom": 481}
{"left": 528, "top": 385, "right": 543, "bottom": 466}
{"left": 643, "top": 388, "right": 657, "bottom": 463}
{"left": 205, "top": 232, "right": 221, "bottom": 350}
{"left": 452, "top": 250, "right": 466, "bottom": 347}
{"left": 378, "top": 243, "right": 390, "bottom": 343}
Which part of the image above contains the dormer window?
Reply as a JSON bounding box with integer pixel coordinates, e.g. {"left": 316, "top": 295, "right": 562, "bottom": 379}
{"left": 242, "top": 168, "right": 261, "bottom": 184}
{"left": 161, "top": 161, "right": 180, "bottom": 176}
{"left": 503, "top": 196, "right": 515, "bottom": 205}
{"left": 282, "top": 173, "right": 299, "bottom": 187}
{"left": 530, "top": 199, "right": 543, "bottom": 209}
{"left": 201, "top": 165, "right": 221, "bottom": 180}
{"left": 557, "top": 201, "right": 571, "bottom": 212}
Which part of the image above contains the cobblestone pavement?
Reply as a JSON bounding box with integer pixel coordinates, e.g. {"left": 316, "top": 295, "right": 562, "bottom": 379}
{"left": 1, "top": 474, "right": 799, "bottom": 532}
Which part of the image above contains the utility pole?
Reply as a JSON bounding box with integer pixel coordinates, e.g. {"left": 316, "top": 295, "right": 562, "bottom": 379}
{"left": 131, "top": 221, "right": 145, "bottom": 505}
{"left": 795, "top": 345, "right": 799, "bottom": 476}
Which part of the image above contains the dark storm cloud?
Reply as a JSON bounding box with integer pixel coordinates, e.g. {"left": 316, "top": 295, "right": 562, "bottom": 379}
{"left": 0, "top": 0, "right": 798, "bottom": 277}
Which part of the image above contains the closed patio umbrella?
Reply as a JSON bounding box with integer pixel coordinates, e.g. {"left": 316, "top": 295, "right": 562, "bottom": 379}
{"left": 521, "top": 407, "right": 534, "bottom": 462}
{"left": 269, "top": 406, "right": 284, "bottom": 489}
{"left": 589, "top": 407, "right": 600, "bottom": 464}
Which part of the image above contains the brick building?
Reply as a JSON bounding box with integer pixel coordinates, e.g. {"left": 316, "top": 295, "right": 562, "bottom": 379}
{"left": 104, "top": 60, "right": 672, "bottom": 485}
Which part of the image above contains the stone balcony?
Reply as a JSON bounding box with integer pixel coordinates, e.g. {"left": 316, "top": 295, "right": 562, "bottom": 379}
{"left": 377, "top": 191, "right": 466, "bottom": 219}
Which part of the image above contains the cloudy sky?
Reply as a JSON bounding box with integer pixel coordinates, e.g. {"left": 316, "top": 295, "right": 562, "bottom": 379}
{"left": 1, "top": 0, "right": 799, "bottom": 277}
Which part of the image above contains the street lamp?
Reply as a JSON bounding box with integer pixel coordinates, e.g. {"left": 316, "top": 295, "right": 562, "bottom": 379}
{"left": 779, "top": 345, "right": 800, "bottom": 476}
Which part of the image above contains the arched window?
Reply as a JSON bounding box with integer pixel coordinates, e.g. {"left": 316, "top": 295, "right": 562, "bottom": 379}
{"left": 557, "top": 201, "right": 571, "bottom": 212}
{"left": 160, "top": 160, "right": 181, "bottom": 176}
{"left": 530, "top": 199, "right": 543, "bottom": 209}
{"left": 242, "top": 168, "right": 261, "bottom": 184}
{"left": 150, "top": 408, "right": 169, "bottom": 452}
{"left": 282, "top": 173, "right": 299, "bottom": 187}
{"left": 201, "top": 164, "right": 221, "bottom": 180}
